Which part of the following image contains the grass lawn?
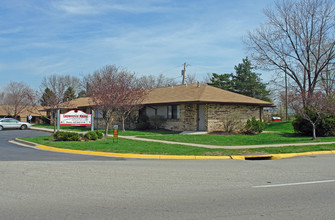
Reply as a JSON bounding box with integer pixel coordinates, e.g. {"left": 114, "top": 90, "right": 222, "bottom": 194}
{"left": 137, "top": 133, "right": 335, "bottom": 146}
{"left": 20, "top": 136, "right": 335, "bottom": 156}
{"left": 135, "top": 121, "right": 335, "bottom": 146}
{"left": 26, "top": 121, "right": 335, "bottom": 156}
{"left": 264, "top": 121, "right": 295, "bottom": 133}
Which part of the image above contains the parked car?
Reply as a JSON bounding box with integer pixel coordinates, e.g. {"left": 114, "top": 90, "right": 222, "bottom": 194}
{"left": 0, "top": 118, "right": 31, "bottom": 130}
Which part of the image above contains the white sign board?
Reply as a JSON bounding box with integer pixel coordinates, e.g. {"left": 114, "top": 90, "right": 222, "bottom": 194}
{"left": 59, "top": 110, "right": 92, "bottom": 126}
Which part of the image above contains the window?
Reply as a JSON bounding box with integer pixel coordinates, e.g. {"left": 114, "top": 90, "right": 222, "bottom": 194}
{"left": 167, "top": 105, "right": 179, "bottom": 119}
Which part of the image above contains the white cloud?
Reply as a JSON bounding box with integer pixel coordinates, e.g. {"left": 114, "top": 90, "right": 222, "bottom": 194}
{"left": 51, "top": 0, "right": 177, "bottom": 15}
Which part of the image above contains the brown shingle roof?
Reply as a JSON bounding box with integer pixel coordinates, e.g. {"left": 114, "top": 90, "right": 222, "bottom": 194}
{"left": 141, "top": 83, "right": 274, "bottom": 107}
{"left": 58, "top": 97, "right": 94, "bottom": 109}
{"left": 0, "top": 105, "right": 47, "bottom": 117}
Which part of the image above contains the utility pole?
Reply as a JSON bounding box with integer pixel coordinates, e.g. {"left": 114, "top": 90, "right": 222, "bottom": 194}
{"left": 181, "top": 62, "right": 189, "bottom": 85}
{"left": 285, "top": 67, "right": 288, "bottom": 121}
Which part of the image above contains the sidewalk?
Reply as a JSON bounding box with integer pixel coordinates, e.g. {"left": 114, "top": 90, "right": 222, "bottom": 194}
{"left": 30, "top": 126, "right": 335, "bottom": 149}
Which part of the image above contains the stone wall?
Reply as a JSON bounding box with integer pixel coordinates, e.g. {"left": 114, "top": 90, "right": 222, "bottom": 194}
{"left": 207, "top": 104, "right": 262, "bottom": 133}
{"left": 164, "top": 104, "right": 198, "bottom": 131}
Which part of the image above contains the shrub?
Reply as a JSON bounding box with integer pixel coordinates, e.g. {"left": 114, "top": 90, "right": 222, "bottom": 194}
{"left": 95, "top": 130, "right": 104, "bottom": 139}
{"left": 134, "top": 114, "right": 150, "bottom": 130}
{"left": 84, "top": 131, "right": 98, "bottom": 140}
{"left": 245, "top": 117, "right": 265, "bottom": 135}
{"left": 149, "top": 115, "right": 167, "bottom": 129}
{"left": 222, "top": 113, "right": 242, "bottom": 133}
{"left": 292, "top": 115, "right": 314, "bottom": 136}
{"left": 54, "top": 131, "right": 80, "bottom": 141}
{"left": 320, "top": 117, "right": 335, "bottom": 137}
{"left": 293, "top": 113, "right": 335, "bottom": 137}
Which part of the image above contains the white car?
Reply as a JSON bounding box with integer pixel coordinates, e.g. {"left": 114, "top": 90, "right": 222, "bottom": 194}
{"left": 0, "top": 118, "right": 31, "bottom": 131}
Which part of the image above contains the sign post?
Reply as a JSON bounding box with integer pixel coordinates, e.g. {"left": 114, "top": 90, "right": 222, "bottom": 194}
{"left": 91, "top": 109, "right": 94, "bottom": 131}
{"left": 113, "top": 125, "right": 118, "bottom": 143}
{"left": 57, "top": 109, "right": 60, "bottom": 131}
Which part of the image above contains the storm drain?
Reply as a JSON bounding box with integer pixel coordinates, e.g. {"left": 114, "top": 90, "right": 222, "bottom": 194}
{"left": 244, "top": 155, "right": 273, "bottom": 160}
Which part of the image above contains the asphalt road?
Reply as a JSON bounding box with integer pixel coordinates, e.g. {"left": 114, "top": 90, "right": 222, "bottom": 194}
{"left": 0, "top": 129, "right": 124, "bottom": 161}
{"left": 1, "top": 129, "right": 335, "bottom": 219}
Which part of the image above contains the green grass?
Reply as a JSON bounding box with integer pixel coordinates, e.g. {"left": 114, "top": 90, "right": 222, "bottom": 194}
{"left": 20, "top": 136, "right": 335, "bottom": 156}
{"left": 118, "top": 130, "right": 179, "bottom": 136}
{"left": 137, "top": 133, "right": 335, "bottom": 146}
{"left": 264, "top": 121, "right": 295, "bottom": 133}
{"left": 133, "top": 121, "right": 335, "bottom": 146}
{"left": 27, "top": 121, "right": 335, "bottom": 156}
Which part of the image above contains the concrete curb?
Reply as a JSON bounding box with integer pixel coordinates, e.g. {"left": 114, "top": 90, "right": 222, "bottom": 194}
{"left": 11, "top": 139, "right": 335, "bottom": 160}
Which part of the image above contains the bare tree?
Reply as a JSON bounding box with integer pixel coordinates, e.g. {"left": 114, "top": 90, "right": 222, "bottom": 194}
{"left": 185, "top": 73, "right": 197, "bottom": 84}
{"left": 137, "top": 73, "right": 177, "bottom": 89}
{"left": 87, "top": 65, "right": 145, "bottom": 136}
{"left": 320, "top": 64, "right": 335, "bottom": 97}
{"left": 246, "top": 0, "right": 335, "bottom": 105}
{"left": 1, "top": 82, "right": 35, "bottom": 119}
{"left": 116, "top": 74, "right": 146, "bottom": 132}
{"left": 39, "top": 74, "right": 78, "bottom": 132}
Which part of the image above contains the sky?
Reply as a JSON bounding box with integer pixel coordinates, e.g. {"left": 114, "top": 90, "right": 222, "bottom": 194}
{"left": 0, "top": 0, "right": 274, "bottom": 90}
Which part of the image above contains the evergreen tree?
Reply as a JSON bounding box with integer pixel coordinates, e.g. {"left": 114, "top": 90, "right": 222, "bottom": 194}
{"left": 63, "top": 87, "right": 76, "bottom": 102}
{"left": 40, "top": 87, "right": 56, "bottom": 106}
{"left": 208, "top": 73, "right": 234, "bottom": 91}
{"left": 209, "top": 57, "right": 271, "bottom": 102}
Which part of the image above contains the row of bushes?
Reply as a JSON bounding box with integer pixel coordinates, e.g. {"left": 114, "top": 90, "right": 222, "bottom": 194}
{"left": 54, "top": 130, "right": 104, "bottom": 141}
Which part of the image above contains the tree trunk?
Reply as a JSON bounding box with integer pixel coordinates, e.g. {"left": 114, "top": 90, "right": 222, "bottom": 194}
{"left": 312, "top": 124, "right": 317, "bottom": 140}
{"left": 105, "top": 121, "right": 109, "bottom": 137}
{"left": 122, "top": 115, "right": 125, "bottom": 132}
{"left": 53, "top": 110, "right": 56, "bottom": 133}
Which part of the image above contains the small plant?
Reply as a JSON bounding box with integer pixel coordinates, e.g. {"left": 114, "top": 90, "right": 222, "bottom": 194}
{"left": 245, "top": 117, "right": 265, "bottom": 135}
{"left": 53, "top": 131, "right": 80, "bottom": 141}
{"left": 222, "top": 113, "right": 241, "bottom": 133}
{"left": 149, "top": 115, "right": 167, "bottom": 130}
{"left": 84, "top": 131, "right": 98, "bottom": 141}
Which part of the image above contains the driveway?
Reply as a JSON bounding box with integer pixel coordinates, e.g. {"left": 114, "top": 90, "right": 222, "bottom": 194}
{"left": 0, "top": 129, "right": 124, "bottom": 161}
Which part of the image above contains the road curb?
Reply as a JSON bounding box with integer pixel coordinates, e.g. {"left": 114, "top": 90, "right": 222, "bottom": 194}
{"left": 14, "top": 138, "right": 39, "bottom": 147}
{"left": 11, "top": 139, "right": 335, "bottom": 160}
{"left": 35, "top": 144, "right": 232, "bottom": 160}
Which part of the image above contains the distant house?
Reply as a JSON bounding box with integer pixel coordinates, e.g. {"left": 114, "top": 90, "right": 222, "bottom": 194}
{"left": 0, "top": 105, "right": 46, "bottom": 123}
{"left": 53, "top": 83, "right": 274, "bottom": 132}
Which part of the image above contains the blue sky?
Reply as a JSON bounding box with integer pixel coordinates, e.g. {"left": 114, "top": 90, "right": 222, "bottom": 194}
{"left": 0, "top": 0, "right": 274, "bottom": 89}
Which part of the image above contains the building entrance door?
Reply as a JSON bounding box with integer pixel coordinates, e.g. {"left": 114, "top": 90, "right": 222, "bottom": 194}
{"left": 198, "top": 104, "right": 206, "bottom": 131}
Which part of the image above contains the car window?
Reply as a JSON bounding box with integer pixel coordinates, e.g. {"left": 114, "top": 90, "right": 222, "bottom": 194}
{"left": 2, "top": 119, "right": 11, "bottom": 122}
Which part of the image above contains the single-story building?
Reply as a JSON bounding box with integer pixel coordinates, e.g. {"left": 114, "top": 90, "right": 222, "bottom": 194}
{"left": 141, "top": 83, "right": 274, "bottom": 132}
{"left": 0, "top": 105, "right": 47, "bottom": 123}
{"left": 53, "top": 83, "right": 274, "bottom": 132}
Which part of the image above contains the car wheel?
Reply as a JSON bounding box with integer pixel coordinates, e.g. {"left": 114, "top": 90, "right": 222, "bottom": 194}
{"left": 20, "top": 124, "right": 27, "bottom": 130}
{"left": 0, "top": 126, "right": 3, "bottom": 131}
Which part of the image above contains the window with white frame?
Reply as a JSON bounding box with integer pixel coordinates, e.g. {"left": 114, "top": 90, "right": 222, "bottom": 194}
{"left": 167, "top": 105, "right": 179, "bottom": 119}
